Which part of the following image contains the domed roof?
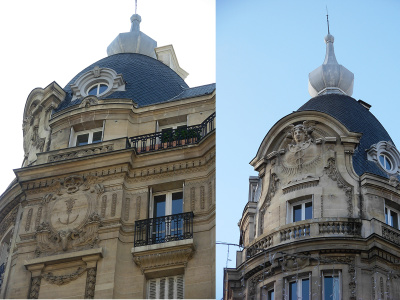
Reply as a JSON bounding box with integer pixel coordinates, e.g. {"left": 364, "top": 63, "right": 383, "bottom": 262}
{"left": 298, "top": 94, "right": 393, "bottom": 178}
{"left": 55, "top": 53, "right": 189, "bottom": 112}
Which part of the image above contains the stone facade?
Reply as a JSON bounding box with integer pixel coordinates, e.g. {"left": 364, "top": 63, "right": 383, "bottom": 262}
{"left": 0, "top": 13, "right": 215, "bottom": 299}
{"left": 224, "top": 33, "right": 400, "bottom": 300}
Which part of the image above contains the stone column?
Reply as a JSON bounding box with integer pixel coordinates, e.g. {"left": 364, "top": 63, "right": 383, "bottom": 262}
{"left": 83, "top": 255, "right": 99, "bottom": 299}
{"left": 26, "top": 263, "right": 45, "bottom": 299}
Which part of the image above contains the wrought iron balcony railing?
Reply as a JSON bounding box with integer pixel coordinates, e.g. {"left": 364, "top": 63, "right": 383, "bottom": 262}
{"left": 134, "top": 212, "right": 194, "bottom": 247}
{"left": 127, "top": 112, "right": 215, "bottom": 153}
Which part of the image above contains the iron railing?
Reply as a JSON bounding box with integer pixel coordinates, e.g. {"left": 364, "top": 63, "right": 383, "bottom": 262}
{"left": 134, "top": 212, "right": 194, "bottom": 247}
{"left": 127, "top": 112, "right": 215, "bottom": 153}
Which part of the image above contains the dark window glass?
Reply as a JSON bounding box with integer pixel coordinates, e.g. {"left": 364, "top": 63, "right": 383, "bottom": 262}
{"left": 293, "top": 205, "right": 302, "bottom": 222}
{"left": 92, "top": 131, "right": 102, "bottom": 143}
{"left": 302, "top": 279, "right": 310, "bottom": 300}
{"left": 98, "top": 84, "right": 108, "bottom": 94}
{"left": 87, "top": 86, "right": 98, "bottom": 96}
{"left": 305, "top": 202, "right": 312, "bottom": 220}
{"left": 76, "top": 133, "right": 89, "bottom": 146}
{"left": 391, "top": 210, "right": 399, "bottom": 229}
{"left": 172, "top": 192, "right": 183, "bottom": 215}
{"left": 289, "top": 281, "right": 297, "bottom": 300}
{"left": 267, "top": 289, "right": 274, "bottom": 300}
{"left": 324, "top": 276, "right": 339, "bottom": 300}
{"left": 154, "top": 195, "right": 166, "bottom": 218}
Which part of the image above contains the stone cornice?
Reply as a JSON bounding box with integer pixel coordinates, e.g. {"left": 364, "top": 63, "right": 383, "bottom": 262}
{"left": 132, "top": 239, "right": 195, "bottom": 274}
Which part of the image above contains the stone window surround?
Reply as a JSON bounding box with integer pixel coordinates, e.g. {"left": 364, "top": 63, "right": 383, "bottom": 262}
{"left": 367, "top": 141, "right": 400, "bottom": 175}
{"left": 321, "top": 270, "right": 341, "bottom": 300}
{"left": 70, "top": 66, "right": 125, "bottom": 101}
{"left": 68, "top": 121, "right": 105, "bottom": 148}
{"left": 284, "top": 273, "right": 311, "bottom": 299}
{"left": 287, "top": 196, "right": 313, "bottom": 224}
{"left": 24, "top": 248, "right": 103, "bottom": 299}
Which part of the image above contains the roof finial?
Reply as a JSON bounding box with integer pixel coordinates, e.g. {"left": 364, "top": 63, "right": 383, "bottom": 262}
{"left": 326, "top": 6, "right": 330, "bottom": 35}
{"left": 135, "top": 0, "right": 137, "bottom": 14}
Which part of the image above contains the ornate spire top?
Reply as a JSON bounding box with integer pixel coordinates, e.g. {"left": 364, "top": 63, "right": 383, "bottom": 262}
{"left": 107, "top": 9, "right": 157, "bottom": 58}
{"left": 308, "top": 24, "right": 354, "bottom": 97}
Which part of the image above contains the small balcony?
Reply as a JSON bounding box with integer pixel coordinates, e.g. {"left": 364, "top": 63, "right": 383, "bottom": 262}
{"left": 127, "top": 112, "right": 215, "bottom": 154}
{"left": 132, "top": 212, "right": 195, "bottom": 274}
{"left": 134, "top": 212, "right": 194, "bottom": 247}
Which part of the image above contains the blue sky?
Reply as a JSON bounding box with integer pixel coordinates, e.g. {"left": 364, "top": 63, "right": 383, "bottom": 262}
{"left": 216, "top": 0, "right": 400, "bottom": 298}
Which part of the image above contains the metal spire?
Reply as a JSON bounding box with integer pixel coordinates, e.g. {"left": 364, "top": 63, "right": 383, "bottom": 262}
{"left": 326, "top": 6, "right": 330, "bottom": 34}
{"left": 135, "top": 0, "right": 137, "bottom": 14}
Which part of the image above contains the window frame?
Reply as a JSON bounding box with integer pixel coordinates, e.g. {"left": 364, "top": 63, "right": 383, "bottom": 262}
{"left": 151, "top": 189, "right": 184, "bottom": 218}
{"left": 322, "top": 271, "right": 341, "bottom": 300}
{"left": 385, "top": 204, "right": 400, "bottom": 230}
{"left": 284, "top": 274, "right": 311, "bottom": 300}
{"left": 69, "top": 123, "right": 104, "bottom": 147}
{"left": 86, "top": 82, "right": 109, "bottom": 97}
{"left": 287, "top": 198, "right": 313, "bottom": 224}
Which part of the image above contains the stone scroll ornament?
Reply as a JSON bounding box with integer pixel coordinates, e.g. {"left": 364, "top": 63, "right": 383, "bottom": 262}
{"left": 281, "top": 121, "right": 321, "bottom": 175}
{"left": 34, "top": 175, "right": 104, "bottom": 256}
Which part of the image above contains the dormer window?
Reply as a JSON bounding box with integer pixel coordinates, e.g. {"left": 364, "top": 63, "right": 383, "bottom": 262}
{"left": 87, "top": 83, "right": 108, "bottom": 96}
{"left": 367, "top": 141, "right": 400, "bottom": 175}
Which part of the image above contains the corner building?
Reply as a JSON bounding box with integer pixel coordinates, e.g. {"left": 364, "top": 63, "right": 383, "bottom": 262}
{"left": 0, "top": 13, "right": 215, "bottom": 299}
{"left": 224, "top": 33, "right": 400, "bottom": 300}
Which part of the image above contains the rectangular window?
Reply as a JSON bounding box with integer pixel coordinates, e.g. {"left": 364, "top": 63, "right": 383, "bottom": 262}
{"left": 151, "top": 190, "right": 184, "bottom": 244}
{"left": 323, "top": 275, "right": 340, "bottom": 300}
{"left": 69, "top": 126, "right": 104, "bottom": 147}
{"left": 147, "top": 275, "right": 184, "bottom": 299}
{"left": 287, "top": 278, "right": 310, "bottom": 300}
{"left": 385, "top": 206, "right": 399, "bottom": 229}
{"left": 267, "top": 289, "right": 274, "bottom": 300}
{"left": 290, "top": 199, "right": 313, "bottom": 223}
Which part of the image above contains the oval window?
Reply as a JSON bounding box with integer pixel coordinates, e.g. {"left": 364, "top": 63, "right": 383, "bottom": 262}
{"left": 87, "top": 83, "right": 108, "bottom": 96}
{"left": 379, "top": 154, "right": 392, "bottom": 171}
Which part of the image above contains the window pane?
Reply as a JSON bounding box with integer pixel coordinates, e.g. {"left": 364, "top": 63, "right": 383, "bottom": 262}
{"left": 172, "top": 192, "right": 183, "bottom": 215}
{"left": 302, "top": 279, "right": 310, "bottom": 300}
{"left": 385, "top": 207, "right": 388, "bottom": 224}
{"left": 385, "top": 157, "right": 392, "bottom": 170}
{"left": 305, "top": 202, "right": 312, "bottom": 220}
{"left": 324, "top": 276, "right": 339, "bottom": 300}
{"left": 268, "top": 289, "right": 274, "bottom": 300}
{"left": 154, "top": 195, "right": 166, "bottom": 217}
{"left": 88, "top": 85, "right": 98, "bottom": 96}
{"left": 391, "top": 211, "right": 399, "bottom": 229}
{"left": 98, "top": 84, "right": 108, "bottom": 94}
{"left": 289, "top": 281, "right": 297, "bottom": 300}
{"left": 92, "top": 131, "right": 102, "bottom": 143}
{"left": 379, "top": 154, "right": 385, "bottom": 166}
{"left": 293, "top": 205, "right": 302, "bottom": 222}
{"left": 76, "top": 133, "right": 89, "bottom": 146}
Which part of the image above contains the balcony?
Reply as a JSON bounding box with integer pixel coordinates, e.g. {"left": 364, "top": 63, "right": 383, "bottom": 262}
{"left": 132, "top": 212, "right": 195, "bottom": 274}
{"left": 127, "top": 112, "right": 215, "bottom": 154}
{"left": 134, "top": 212, "right": 194, "bottom": 247}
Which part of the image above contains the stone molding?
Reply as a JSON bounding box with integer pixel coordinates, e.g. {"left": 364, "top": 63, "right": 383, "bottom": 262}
{"left": 48, "top": 144, "right": 114, "bottom": 162}
{"left": 132, "top": 240, "right": 195, "bottom": 274}
{"left": 25, "top": 248, "right": 102, "bottom": 298}
{"left": 324, "top": 157, "right": 354, "bottom": 217}
{"left": 282, "top": 176, "right": 319, "bottom": 194}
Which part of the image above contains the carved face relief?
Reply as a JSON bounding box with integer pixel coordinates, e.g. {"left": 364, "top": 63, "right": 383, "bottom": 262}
{"left": 50, "top": 196, "right": 89, "bottom": 232}
{"left": 281, "top": 121, "right": 321, "bottom": 175}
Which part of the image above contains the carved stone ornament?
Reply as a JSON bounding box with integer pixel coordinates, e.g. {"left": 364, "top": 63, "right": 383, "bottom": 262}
{"left": 281, "top": 121, "right": 321, "bottom": 175}
{"left": 280, "top": 255, "right": 310, "bottom": 272}
{"left": 79, "top": 96, "right": 99, "bottom": 109}
{"left": 133, "top": 247, "right": 195, "bottom": 274}
{"left": 260, "top": 172, "right": 279, "bottom": 211}
{"left": 34, "top": 176, "right": 104, "bottom": 256}
{"left": 42, "top": 266, "right": 86, "bottom": 285}
{"left": 324, "top": 157, "right": 354, "bottom": 217}
{"left": 389, "top": 175, "right": 400, "bottom": 189}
